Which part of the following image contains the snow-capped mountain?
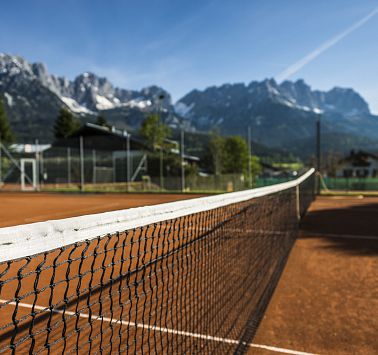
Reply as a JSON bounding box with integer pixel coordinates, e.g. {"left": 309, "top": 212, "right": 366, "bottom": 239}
{"left": 176, "top": 78, "right": 378, "bottom": 149}
{"left": 0, "top": 53, "right": 172, "bottom": 113}
{"left": 0, "top": 53, "right": 172, "bottom": 141}
{"left": 176, "top": 78, "right": 371, "bottom": 124}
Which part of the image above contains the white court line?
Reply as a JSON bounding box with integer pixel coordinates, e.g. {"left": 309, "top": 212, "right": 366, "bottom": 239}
{"left": 303, "top": 232, "right": 378, "bottom": 240}
{"left": 0, "top": 299, "right": 317, "bottom": 355}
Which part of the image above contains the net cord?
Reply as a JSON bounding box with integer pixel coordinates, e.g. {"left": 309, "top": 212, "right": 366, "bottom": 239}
{"left": 0, "top": 168, "right": 314, "bottom": 263}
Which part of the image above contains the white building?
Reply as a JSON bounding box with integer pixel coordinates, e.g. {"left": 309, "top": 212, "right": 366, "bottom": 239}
{"left": 335, "top": 150, "right": 378, "bottom": 178}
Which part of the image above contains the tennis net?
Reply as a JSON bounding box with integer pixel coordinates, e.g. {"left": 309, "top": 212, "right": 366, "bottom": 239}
{"left": 0, "top": 168, "right": 315, "bottom": 354}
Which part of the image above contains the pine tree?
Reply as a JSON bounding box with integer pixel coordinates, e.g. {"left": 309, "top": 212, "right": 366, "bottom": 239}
{"left": 96, "top": 115, "right": 109, "bottom": 127}
{"left": 54, "top": 108, "right": 80, "bottom": 139}
{"left": 0, "top": 98, "right": 14, "bottom": 143}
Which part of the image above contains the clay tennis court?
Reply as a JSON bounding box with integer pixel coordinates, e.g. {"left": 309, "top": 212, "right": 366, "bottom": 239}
{"left": 253, "top": 196, "right": 378, "bottom": 354}
{"left": 0, "top": 192, "right": 207, "bottom": 228}
{"left": 1, "top": 190, "right": 297, "bottom": 353}
{"left": 0, "top": 192, "right": 211, "bottom": 353}
{"left": 0, "top": 193, "right": 377, "bottom": 354}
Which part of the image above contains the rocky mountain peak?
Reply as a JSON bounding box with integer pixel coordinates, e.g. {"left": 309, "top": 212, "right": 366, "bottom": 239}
{"left": 325, "top": 87, "right": 369, "bottom": 115}
{"left": 0, "top": 53, "right": 34, "bottom": 77}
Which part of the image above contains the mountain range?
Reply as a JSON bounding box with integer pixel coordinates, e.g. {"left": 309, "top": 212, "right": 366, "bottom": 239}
{"left": 1, "top": 53, "right": 378, "bottom": 157}
{"left": 0, "top": 53, "right": 173, "bottom": 141}
{"left": 176, "top": 79, "right": 378, "bottom": 155}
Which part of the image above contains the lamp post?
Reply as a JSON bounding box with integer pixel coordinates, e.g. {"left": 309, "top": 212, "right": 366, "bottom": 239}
{"left": 316, "top": 113, "right": 321, "bottom": 195}
{"left": 158, "top": 94, "right": 165, "bottom": 191}
{"left": 124, "top": 130, "right": 131, "bottom": 191}
{"left": 316, "top": 113, "right": 321, "bottom": 173}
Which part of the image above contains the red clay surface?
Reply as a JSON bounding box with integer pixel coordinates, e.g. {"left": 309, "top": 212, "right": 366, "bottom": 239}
{"left": 252, "top": 196, "right": 378, "bottom": 354}
{"left": 0, "top": 192, "right": 207, "bottom": 227}
{"left": 1, "top": 193, "right": 377, "bottom": 354}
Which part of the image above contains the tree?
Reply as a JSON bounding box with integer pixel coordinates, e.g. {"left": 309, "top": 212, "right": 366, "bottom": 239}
{"left": 208, "top": 132, "right": 225, "bottom": 175}
{"left": 96, "top": 115, "right": 109, "bottom": 128}
{"left": 223, "top": 136, "right": 249, "bottom": 174}
{"left": 0, "top": 98, "right": 14, "bottom": 143}
{"left": 206, "top": 134, "right": 251, "bottom": 175}
{"left": 140, "top": 114, "right": 171, "bottom": 151}
{"left": 250, "top": 155, "right": 262, "bottom": 177}
{"left": 54, "top": 108, "right": 80, "bottom": 139}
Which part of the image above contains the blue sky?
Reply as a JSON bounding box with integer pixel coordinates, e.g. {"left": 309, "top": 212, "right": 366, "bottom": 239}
{"left": 1, "top": 0, "right": 378, "bottom": 112}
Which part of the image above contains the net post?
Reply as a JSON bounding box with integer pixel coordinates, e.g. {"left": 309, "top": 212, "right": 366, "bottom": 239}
{"left": 296, "top": 184, "right": 300, "bottom": 221}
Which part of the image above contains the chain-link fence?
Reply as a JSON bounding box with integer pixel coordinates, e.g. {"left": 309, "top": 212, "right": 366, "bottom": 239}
{"left": 0, "top": 143, "right": 148, "bottom": 192}
{"left": 322, "top": 177, "right": 378, "bottom": 191}
{"left": 1, "top": 142, "right": 297, "bottom": 193}
{"left": 41, "top": 147, "right": 147, "bottom": 186}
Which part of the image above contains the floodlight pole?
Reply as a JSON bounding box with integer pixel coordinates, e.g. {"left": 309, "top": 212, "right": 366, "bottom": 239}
{"left": 316, "top": 114, "right": 321, "bottom": 173}
{"left": 316, "top": 114, "right": 321, "bottom": 195}
{"left": 158, "top": 94, "right": 165, "bottom": 191}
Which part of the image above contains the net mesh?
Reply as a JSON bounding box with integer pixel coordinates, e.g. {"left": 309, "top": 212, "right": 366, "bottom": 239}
{"left": 0, "top": 171, "right": 315, "bottom": 354}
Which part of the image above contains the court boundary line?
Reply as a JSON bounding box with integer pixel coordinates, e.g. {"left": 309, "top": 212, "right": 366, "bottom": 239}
{"left": 0, "top": 299, "right": 317, "bottom": 355}
{"left": 302, "top": 232, "right": 378, "bottom": 240}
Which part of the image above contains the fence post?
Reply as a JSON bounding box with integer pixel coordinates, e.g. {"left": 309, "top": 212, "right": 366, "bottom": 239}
{"left": 92, "top": 149, "right": 96, "bottom": 184}
{"left": 112, "top": 153, "right": 116, "bottom": 183}
{"left": 127, "top": 133, "right": 130, "bottom": 191}
{"left": 67, "top": 147, "right": 71, "bottom": 185}
{"left": 80, "top": 136, "right": 84, "bottom": 191}
{"left": 35, "top": 139, "right": 40, "bottom": 191}
{"left": 160, "top": 149, "right": 164, "bottom": 191}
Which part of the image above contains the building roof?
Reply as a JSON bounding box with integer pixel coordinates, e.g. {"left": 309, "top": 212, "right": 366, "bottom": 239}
{"left": 10, "top": 144, "right": 51, "bottom": 154}
{"left": 52, "top": 123, "right": 201, "bottom": 162}
{"left": 339, "top": 150, "right": 378, "bottom": 167}
{"left": 53, "top": 123, "right": 148, "bottom": 151}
